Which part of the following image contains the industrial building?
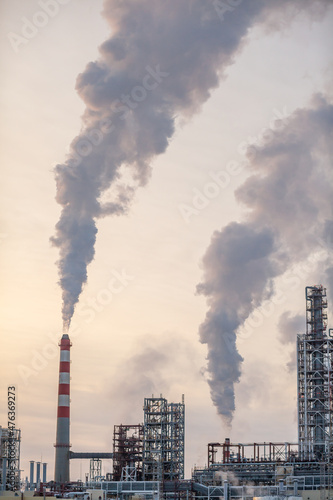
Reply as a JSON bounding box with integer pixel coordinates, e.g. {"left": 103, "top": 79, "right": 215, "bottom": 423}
{"left": 191, "top": 285, "right": 333, "bottom": 496}
{"left": 0, "top": 285, "right": 332, "bottom": 499}
{"left": 112, "top": 395, "right": 185, "bottom": 484}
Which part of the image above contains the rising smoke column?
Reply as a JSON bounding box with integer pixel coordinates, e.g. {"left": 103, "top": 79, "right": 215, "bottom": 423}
{"left": 51, "top": 0, "right": 332, "bottom": 331}
{"left": 197, "top": 94, "right": 333, "bottom": 424}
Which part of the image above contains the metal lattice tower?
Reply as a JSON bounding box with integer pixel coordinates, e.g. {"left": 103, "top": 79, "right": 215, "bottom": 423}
{"left": 0, "top": 426, "right": 21, "bottom": 491}
{"left": 143, "top": 395, "right": 184, "bottom": 481}
{"left": 113, "top": 424, "right": 143, "bottom": 481}
{"left": 297, "top": 286, "right": 333, "bottom": 461}
{"left": 169, "top": 401, "right": 185, "bottom": 480}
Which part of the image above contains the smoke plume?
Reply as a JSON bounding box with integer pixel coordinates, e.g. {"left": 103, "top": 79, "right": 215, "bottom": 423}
{"left": 277, "top": 311, "right": 304, "bottom": 372}
{"left": 51, "top": 0, "right": 332, "bottom": 331}
{"left": 197, "top": 94, "right": 333, "bottom": 424}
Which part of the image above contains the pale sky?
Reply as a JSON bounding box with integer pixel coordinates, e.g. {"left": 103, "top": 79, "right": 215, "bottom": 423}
{"left": 1, "top": 0, "right": 332, "bottom": 482}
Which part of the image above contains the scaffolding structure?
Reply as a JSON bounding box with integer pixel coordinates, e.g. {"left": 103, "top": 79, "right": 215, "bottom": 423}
{"left": 297, "top": 285, "right": 333, "bottom": 461}
{"left": 113, "top": 425, "right": 144, "bottom": 481}
{"left": 0, "top": 426, "right": 21, "bottom": 491}
{"left": 143, "top": 396, "right": 184, "bottom": 482}
{"left": 169, "top": 401, "right": 185, "bottom": 480}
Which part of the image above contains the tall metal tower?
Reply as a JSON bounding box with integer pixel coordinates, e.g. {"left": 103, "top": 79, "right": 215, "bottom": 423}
{"left": 297, "top": 286, "right": 333, "bottom": 461}
{"left": 169, "top": 401, "right": 185, "bottom": 480}
{"left": 143, "top": 395, "right": 184, "bottom": 481}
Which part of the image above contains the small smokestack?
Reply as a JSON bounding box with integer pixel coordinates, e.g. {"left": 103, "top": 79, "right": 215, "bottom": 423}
{"left": 29, "top": 461, "right": 34, "bottom": 489}
{"left": 54, "top": 334, "right": 71, "bottom": 484}
{"left": 36, "top": 462, "right": 41, "bottom": 485}
{"left": 42, "top": 463, "right": 47, "bottom": 484}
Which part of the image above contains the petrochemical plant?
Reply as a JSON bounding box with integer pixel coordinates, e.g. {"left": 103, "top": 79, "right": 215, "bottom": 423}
{"left": 1, "top": 285, "right": 332, "bottom": 499}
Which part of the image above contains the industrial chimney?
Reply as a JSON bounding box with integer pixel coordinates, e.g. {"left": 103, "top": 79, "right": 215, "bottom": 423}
{"left": 54, "top": 333, "right": 71, "bottom": 483}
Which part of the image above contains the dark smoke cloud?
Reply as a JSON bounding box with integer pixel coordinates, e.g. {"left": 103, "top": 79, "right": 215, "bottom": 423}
{"left": 51, "top": 0, "right": 331, "bottom": 331}
{"left": 197, "top": 94, "right": 333, "bottom": 424}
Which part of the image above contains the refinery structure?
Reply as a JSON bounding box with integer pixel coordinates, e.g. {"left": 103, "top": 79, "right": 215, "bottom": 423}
{"left": 297, "top": 287, "right": 332, "bottom": 461}
{"left": 1, "top": 285, "right": 332, "bottom": 499}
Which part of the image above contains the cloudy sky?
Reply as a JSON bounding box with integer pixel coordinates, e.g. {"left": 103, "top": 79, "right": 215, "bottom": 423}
{"left": 1, "top": 0, "right": 332, "bottom": 482}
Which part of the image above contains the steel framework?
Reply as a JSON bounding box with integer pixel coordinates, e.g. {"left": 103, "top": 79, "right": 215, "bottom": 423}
{"left": 0, "top": 426, "right": 21, "bottom": 491}
{"left": 90, "top": 458, "right": 102, "bottom": 481}
{"left": 113, "top": 424, "right": 144, "bottom": 481}
{"left": 297, "top": 285, "right": 333, "bottom": 461}
{"left": 193, "top": 461, "right": 333, "bottom": 489}
{"left": 207, "top": 439, "right": 298, "bottom": 467}
{"left": 169, "top": 401, "right": 185, "bottom": 480}
{"left": 143, "top": 396, "right": 185, "bottom": 481}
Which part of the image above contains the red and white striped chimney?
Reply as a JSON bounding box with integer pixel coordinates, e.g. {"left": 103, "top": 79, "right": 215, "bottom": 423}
{"left": 54, "top": 333, "right": 71, "bottom": 484}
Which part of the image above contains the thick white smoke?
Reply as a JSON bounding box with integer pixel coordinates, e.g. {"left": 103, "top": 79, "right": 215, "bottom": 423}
{"left": 51, "top": 0, "right": 331, "bottom": 334}
{"left": 197, "top": 94, "right": 333, "bottom": 424}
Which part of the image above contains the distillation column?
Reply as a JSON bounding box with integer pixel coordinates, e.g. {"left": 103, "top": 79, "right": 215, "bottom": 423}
{"left": 297, "top": 286, "right": 333, "bottom": 461}
{"left": 54, "top": 334, "right": 71, "bottom": 483}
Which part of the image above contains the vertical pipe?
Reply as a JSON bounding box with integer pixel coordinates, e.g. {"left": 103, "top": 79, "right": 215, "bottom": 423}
{"left": 29, "top": 461, "right": 34, "bottom": 489}
{"left": 303, "top": 336, "right": 308, "bottom": 459}
{"left": 54, "top": 333, "right": 71, "bottom": 484}
{"left": 42, "top": 463, "right": 47, "bottom": 483}
{"left": 36, "top": 462, "right": 41, "bottom": 485}
{"left": 224, "top": 438, "right": 230, "bottom": 463}
{"left": 223, "top": 480, "right": 229, "bottom": 500}
{"left": 2, "top": 457, "right": 7, "bottom": 491}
